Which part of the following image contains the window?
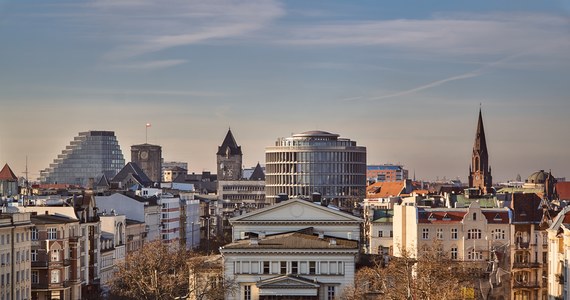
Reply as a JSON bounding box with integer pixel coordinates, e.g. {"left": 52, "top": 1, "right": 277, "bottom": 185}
{"left": 436, "top": 228, "right": 443, "bottom": 240}
{"left": 390, "top": 230, "right": 393, "bottom": 237}
{"left": 292, "top": 261, "right": 298, "bottom": 274}
{"left": 47, "top": 228, "right": 57, "bottom": 240}
{"left": 327, "top": 286, "right": 335, "bottom": 300}
{"left": 31, "top": 250, "right": 37, "bottom": 262}
{"left": 263, "top": 261, "right": 270, "bottom": 274}
{"left": 492, "top": 229, "right": 505, "bottom": 240}
{"left": 473, "top": 213, "right": 477, "bottom": 221}
{"left": 31, "top": 271, "right": 39, "bottom": 284}
{"left": 280, "top": 261, "right": 287, "bottom": 274}
{"left": 451, "top": 247, "right": 458, "bottom": 260}
{"left": 309, "top": 261, "right": 316, "bottom": 274}
{"left": 451, "top": 228, "right": 458, "bottom": 240}
{"left": 244, "top": 285, "right": 251, "bottom": 300}
{"left": 422, "top": 228, "right": 429, "bottom": 240}
{"left": 467, "top": 229, "right": 481, "bottom": 240}
{"left": 467, "top": 249, "right": 483, "bottom": 261}
{"left": 378, "top": 231, "right": 383, "bottom": 238}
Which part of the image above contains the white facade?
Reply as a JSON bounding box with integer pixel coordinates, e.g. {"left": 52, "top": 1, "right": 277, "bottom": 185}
{"left": 547, "top": 207, "right": 570, "bottom": 299}
{"left": 158, "top": 194, "right": 181, "bottom": 244}
{"left": 221, "top": 199, "right": 362, "bottom": 300}
{"left": 0, "top": 212, "right": 32, "bottom": 300}
{"left": 181, "top": 192, "right": 200, "bottom": 250}
{"left": 99, "top": 214, "right": 126, "bottom": 288}
{"left": 96, "top": 193, "right": 161, "bottom": 242}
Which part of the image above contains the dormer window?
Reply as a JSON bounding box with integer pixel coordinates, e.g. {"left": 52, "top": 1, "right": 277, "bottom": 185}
{"left": 493, "top": 213, "right": 502, "bottom": 221}
{"left": 442, "top": 213, "right": 451, "bottom": 221}
{"left": 428, "top": 213, "right": 436, "bottom": 221}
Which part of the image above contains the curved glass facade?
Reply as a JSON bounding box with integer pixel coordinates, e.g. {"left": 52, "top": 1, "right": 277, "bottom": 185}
{"left": 40, "top": 131, "right": 125, "bottom": 186}
{"left": 265, "top": 131, "right": 366, "bottom": 206}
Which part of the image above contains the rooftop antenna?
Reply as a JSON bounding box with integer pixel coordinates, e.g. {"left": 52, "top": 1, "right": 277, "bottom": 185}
{"left": 145, "top": 123, "right": 151, "bottom": 143}
{"left": 23, "top": 156, "right": 29, "bottom": 206}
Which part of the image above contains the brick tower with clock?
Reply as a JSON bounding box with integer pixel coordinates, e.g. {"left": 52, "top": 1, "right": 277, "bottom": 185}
{"left": 468, "top": 109, "right": 492, "bottom": 194}
{"left": 217, "top": 129, "right": 242, "bottom": 181}
{"left": 131, "top": 143, "right": 162, "bottom": 183}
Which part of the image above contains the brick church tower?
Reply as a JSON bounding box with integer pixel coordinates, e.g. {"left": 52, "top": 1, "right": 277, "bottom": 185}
{"left": 217, "top": 129, "right": 243, "bottom": 181}
{"left": 468, "top": 109, "right": 493, "bottom": 194}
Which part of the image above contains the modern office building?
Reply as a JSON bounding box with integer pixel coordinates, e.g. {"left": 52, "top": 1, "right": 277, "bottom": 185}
{"left": 265, "top": 130, "right": 366, "bottom": 207}
{"left": 131, "top": 143, "right": 162, "bottom": 183}
{"left": 366, "top": 164, "right": 408, "bottom": 182}
{"left": 40, "top": 131, "right": 125, "bottom": 187}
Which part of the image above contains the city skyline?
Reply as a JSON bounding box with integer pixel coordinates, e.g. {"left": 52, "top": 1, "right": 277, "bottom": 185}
{"left": 1, "top": 0, "right": 569, "bottom": 183}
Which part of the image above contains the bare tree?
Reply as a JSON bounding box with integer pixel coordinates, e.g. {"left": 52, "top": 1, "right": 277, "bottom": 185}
{"left": 108, "top": 240, "right": 189, "bottom": 300}
{"left": 188, "top": 255, "right": 237, "bottom": 300}
{"left": 345, "top": 243, "right": 483, "bottom": 300}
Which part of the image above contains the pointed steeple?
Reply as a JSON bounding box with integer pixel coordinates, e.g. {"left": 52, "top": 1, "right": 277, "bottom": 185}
{"left": 217, "top": 129, "right": 242, "bottom": 156}
{"left": 0, "top": 164, "right": 18, "bottom": 181}
{"left": 473, "top": 108, "right": 488, "bottom": 157}
{"left": 249, "top": 162, "right": 265, "bottom": 181}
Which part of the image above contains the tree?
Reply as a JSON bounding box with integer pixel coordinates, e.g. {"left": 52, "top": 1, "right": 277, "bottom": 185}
{"left": 108, "top": 240, "right": 189, "bottom": 300}
{"left": 188, "top": 255, "right": 237, "bottom": 300}
{"left": 344, "top": 243, "right": 484, "bottom": 300}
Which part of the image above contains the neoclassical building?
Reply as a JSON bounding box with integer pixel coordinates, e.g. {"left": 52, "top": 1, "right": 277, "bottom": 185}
{"left": 220, "top": 198, "right": 362, "bottom": 300}
{"left": 265, "top": 131, "right": 366, "bottom": 208}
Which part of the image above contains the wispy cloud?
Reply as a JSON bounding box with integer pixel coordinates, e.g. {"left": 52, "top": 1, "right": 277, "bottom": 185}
{"left": 107, "top": 59, "right": 188, "bottom": 70}
{"left": 87, "top": 0, "right": 284, "bottom": 61}
{"left": 281, "top": 12, "right": 570, "bottom": 58}
{"left": 344, "top": 52, "right": 526, "bottom": 102}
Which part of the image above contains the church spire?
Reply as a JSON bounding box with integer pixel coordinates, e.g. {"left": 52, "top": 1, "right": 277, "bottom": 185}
{"left": 474, "top": 108, "right": 488, "bottom": 157}
{"left": 217, "top": 128, "right": 242, "bottom": 156}
{"left": 469, "top": 108, "right": 492, "bottom": 194}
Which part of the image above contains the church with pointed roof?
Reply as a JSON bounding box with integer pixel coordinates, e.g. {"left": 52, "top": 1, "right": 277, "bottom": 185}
{"left": 468, "top": 109, "right": 493, "bottom": 194}
{"left": 0, "top": 163, "right": 19, "bottom": 197}
{"left": 217, "top": 129, "right": 243, "bottom": 181}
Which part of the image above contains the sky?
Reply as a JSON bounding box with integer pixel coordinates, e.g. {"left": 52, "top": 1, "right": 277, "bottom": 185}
{"left": 0, "top": 0, "right": 569, "bottom": 183}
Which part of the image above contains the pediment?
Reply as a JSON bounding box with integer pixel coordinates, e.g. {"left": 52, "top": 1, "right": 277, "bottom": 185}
{"left": 257, "top": 275, "right": 320, "bottom": 289}
{"left": 231, "top": 199, "right": 362, "bottom": 223}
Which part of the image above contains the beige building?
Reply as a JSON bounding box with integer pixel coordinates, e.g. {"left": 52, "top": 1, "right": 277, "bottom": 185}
{"left": 547, "top": 206, "right": 570, "bottom": 299}
{"left": 30, "top": 214, "right": 82, "bottom": 300}
{"left": 221, "top": 198, "right": 362, "bottom": 300}
{"left": 0, "top": 211, "right": 33, "bottom": 300}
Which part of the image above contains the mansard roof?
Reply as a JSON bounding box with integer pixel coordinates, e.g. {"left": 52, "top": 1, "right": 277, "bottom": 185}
{"left": 509, "top": 193, "right": 543, "bottom": 223}
{"left": 221, "top": 231, "right": 358, "bottom": 250}
{"left": 0, "top": 164, "right": 18, "bottom": 181}
{"left": 249, "top": 163, "right": 265, "bottom": 181}
{"left": 217, "top": 129, "right": 242, "bottom": 156}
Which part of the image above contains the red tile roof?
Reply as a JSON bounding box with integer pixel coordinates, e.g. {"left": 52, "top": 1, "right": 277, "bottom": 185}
{"left": 0, "top": 164, "right": 17, "bottom": 181}
{"left": 418, "top": 210, "right": 467, "bottom": 224}
{"left": 366, "top": 181, "right": 405, "bottom": 198}
{"left": 482, "top": 211, "right": 510, "bottom": 224}
{"left": 557, "top": 182, "right": 570, "bottom": 201}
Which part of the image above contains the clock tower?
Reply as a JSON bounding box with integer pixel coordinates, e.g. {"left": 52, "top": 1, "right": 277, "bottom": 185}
{"left": 217, "top": 129, "right": 242, "bottom": 181}
{"left": 468, "top": 109, "right": 492, "bottom": 194}
{"left": 131, "top": 143, "right": 162, "bottom": 183}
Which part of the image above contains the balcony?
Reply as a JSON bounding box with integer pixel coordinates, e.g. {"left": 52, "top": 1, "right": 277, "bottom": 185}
{"left": 512, "top": 262, "right": 541, "bottom": 269}
{"left": 32, "top": 280, "right": 71, "bottom": 290}
{"left": 515, "top": 242, "right": 530, "bottom": 249}
{"left": 513, "top": 281, "right": 540, "bottom": 289}
{"left": 31, "top": 259, "right": 71, "bottom": 268}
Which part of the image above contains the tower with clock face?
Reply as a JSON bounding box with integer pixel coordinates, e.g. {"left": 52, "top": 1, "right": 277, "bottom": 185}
{"left": 468, "top": 109, "right": 492, "bottom": 194}
{"left": 131, "top": 143, "right": 162, "bottom": 183}
{"left": 217, "top": 129, "right": 242, "bottom": 181}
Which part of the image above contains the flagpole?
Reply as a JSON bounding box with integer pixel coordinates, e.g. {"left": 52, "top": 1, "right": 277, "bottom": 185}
{"left": 145, "top": 123, "right": 151, "bottom": 143}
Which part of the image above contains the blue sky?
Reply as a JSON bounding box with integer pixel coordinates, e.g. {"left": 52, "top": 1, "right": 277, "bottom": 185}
{"left": 0, "top": 0, "right": 569, "bottom": 182}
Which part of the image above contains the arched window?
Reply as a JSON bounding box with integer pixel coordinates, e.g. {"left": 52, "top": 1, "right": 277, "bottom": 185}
{"left": 467, "top": 229, "right": 482, "bottom": 240}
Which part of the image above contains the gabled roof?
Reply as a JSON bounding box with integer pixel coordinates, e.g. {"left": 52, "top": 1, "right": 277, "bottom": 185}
{"left": 111, "top": 162, "right": 153, "bottom": 186}
{"left": 217, "top": 129, "right": 242, "bottom": 156}
{"left": 221, "top": 231, "right": 358, "bottom": 250}
{"left": 557, "top": 182, "right": 570, "bottom": 200}
{"left": 0, "top": 164, "right": 18, "bottom": 181}
{"left": 257, "top": 275, "right": 321, "bottom": 289}
{"left": 230, "top": 198, "right": 362, "bottom": 223}
{"left": 97, "top": 174, "right": 110, "bottom": 188}
{"left": 249, "top": 163, "right": 265, "bottom": 181}
{"left": 366, "top": 181, "right": 405, "bottom": 198}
